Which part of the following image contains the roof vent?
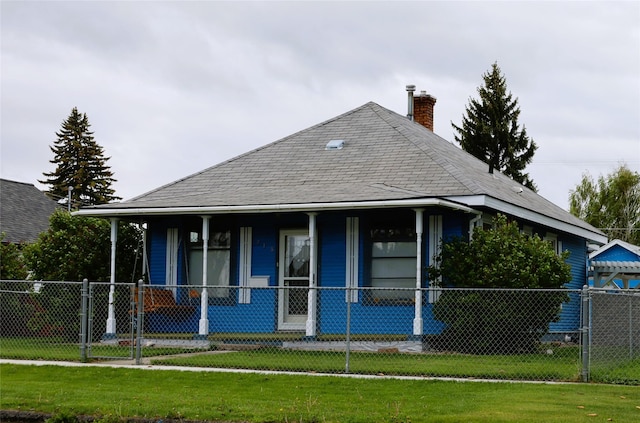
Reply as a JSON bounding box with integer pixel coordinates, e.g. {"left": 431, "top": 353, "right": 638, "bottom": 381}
{"left": 325, "top": 139, "right": 345, "bottom": 150}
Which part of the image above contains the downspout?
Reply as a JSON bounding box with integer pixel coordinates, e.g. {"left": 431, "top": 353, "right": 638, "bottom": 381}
{"left": 306, "top": 212, "right": 318, "bottom": 338}
{"left": 469, "top": 213, "right": 483, "bottom": 239}
{"left": 413, "top": 208, "right": 424, "bottom": 337}
{"left": 104, "top": 218, "right": 118, "bottom": 339}
{"left": 198, "top": 216, "right": 210, "bottom": 337}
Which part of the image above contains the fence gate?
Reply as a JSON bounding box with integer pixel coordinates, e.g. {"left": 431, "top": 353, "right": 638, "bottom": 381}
{"left": 85, "top": 281, "right": 136, "bottom": 361}
{"left": 588, "top": 289, "right": 640, "bottom": 384}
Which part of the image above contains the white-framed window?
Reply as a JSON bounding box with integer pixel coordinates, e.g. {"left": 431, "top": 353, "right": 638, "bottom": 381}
{"left": 544, "top": 232, "right": 562, "bottom": 255}
{"left": 188, "top": 226, "right": 231, "bottom": 299}
{"left": 481, "top": 214, "right": 495, "bottom": 230}
{"left": 368, "top": 220, "right": 416, "bottom": 302}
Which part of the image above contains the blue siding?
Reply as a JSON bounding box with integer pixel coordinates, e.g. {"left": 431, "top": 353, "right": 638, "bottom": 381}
{"left": 144, "top": 211, "right": 589, "bottom": 337}
{"left": 318, "top": 214, "right": 346, "bottom": 288}
{"left": 593, "top": 244, "right": 640, "bottom": 261}
{"left": 207, "top": 218, "right": 278, "bottom": 333}
{"left": 250, "top": 222, "right": 277, "bottom": 285}
{"left": 148, "top": 226, "right": 167, "bottom": 286}
{"left": 443, "top": 213, "right": 465, "bottom": 240}
{"left": 550, "top": 235, "right": 586, "bottom": 333}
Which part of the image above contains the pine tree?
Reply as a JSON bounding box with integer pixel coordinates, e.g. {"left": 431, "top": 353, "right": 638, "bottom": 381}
{"left": 40, "top": 107, "right": 121, "bottom": 207}
{"left": 452, "top": 63, "right": 538, "bottom": 191}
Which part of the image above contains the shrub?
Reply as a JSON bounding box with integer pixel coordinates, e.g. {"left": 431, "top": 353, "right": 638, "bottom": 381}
{"left": 428, "top": 214, "right": 572, "bottom": 354}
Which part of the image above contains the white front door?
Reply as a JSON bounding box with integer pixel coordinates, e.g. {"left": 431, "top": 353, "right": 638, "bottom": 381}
{"left": 278, "top": 229, "right": 309, "bottom": 330}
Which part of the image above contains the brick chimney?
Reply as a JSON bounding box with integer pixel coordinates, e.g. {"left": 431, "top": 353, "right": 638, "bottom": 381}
{"left": 406, "top": 86, "right": 437, "bottom": 131}
{"left": 413, "top": 90, "right": 437, "bottom": 131}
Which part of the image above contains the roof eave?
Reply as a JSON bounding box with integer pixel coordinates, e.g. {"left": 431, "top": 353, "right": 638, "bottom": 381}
{"left": 445, "top": 195, "right": 608, "bottom": 245}
{"left": 73, "top": 198, "right": 481, "bottom": 218}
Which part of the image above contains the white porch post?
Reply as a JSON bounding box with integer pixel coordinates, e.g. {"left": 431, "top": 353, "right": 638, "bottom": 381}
{"left": 141, "top": 222, "right": 148, "bottom": 281}
{"left": 306, "top": 212, "right": 318, "bottom": 337}
{"left": 413, "top": 209, "right": 424, "bottom": 336}
{"left": 198, "top": 216, "right": 210, "bottom": 336}
{"left": 104, "top": 218, "right": 118, "bottom": 338}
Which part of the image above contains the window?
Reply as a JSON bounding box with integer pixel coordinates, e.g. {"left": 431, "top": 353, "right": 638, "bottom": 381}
{"left": 544, "top": 232, "right": 562, "bottom": 255}
{"left": 188, "top": 226, "right": 231, "bottom": 299}
{"left": 368, "top": 222, "right": 416, "bottom": 302}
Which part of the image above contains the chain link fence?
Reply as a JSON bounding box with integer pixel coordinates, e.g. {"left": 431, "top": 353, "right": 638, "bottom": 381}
{"left": 589, "top": 288, "right": 640, "bottom": 384}
{"left": 1, "top": 280, "right": 638, "bottom": 384}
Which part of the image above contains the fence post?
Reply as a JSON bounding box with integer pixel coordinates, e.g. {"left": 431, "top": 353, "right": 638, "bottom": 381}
{"left": 80, "top": 278, "right": 89, "bottom": 362}
{"left": 345, "top": 286, "right": 351, "bottom": 374}
{"left": 629, "top": 294, "right": 633, "bottom": 361}
{"left": 580, "top": 285, "right": 590, "bottom": 382}
{"left": 135, "top": 279, "right": 144, "bottom": 365}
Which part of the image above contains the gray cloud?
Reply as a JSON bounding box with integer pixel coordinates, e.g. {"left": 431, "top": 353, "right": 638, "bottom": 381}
{"left": 2, "top": 1, "right": 638, "bottom": 209}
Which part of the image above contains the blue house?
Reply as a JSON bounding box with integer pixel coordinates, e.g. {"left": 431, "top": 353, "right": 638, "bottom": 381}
{"left": 590, "top": 239, "right": 640, "bottom": 289}
{"left": 77, "top": 89, "right": 607, "bottom": 339}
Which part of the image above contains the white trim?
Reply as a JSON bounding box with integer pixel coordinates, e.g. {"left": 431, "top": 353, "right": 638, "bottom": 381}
{"left": 306, "top": 213, "right": 318, "bottom": 337}
{"left": 428, "top": 215, "right": 443, "bottom": 304}
{"left": 445, "top": 195, "right": 607, "bottom": 244}
{"left": 589, "top": 239, "right": 640, "bottom": 259}
{"left": 345, "top": 217, "right": 359, "bottom": 303}
{"left": 239, "top": 227, "right": 252, "bottom": 304}
{"left": 105, "top": 218, "right": 119, "bottom": 336}
{"left": 278, "top": 229, "right": 309, "bottom": 331}
{"left": 198, "top": 217, "right": 210, "bottom": 336}
{"left": 413, "top": 209, "right": 424, "bottom": 336}
{"left": 544, "top": 232, "right": 559, "bottom": 255}
{"left": 165, "top": 227, "right": 179, "bottom": 296}
{"left": 74, "top": 198, "right": 478, "bottom": 217}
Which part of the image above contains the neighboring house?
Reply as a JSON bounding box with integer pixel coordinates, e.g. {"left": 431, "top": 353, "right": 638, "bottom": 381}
{"left": 590, "top": 239, "right": 640, "bottom": 289}
{"left": 0, "top": 178, "right": 59, "bottom": 244}
{"left": 77, "top": 88, "right": 607, "bottom": 339}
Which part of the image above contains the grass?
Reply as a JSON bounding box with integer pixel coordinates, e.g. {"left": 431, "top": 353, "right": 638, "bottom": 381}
{"left": 0, "top": 337, "right": 207, "bottom": 361}
{"left": 151, "top": 347, "right": 582, "bottom": 381}
{"left": 2, "top": 335, "right": 638, "bottom": 384}
{"left": 591, "top": 357, "right": 640, "bottom": 385}
{"left": 1, "top": 363, "right": 639, "bottom": 422}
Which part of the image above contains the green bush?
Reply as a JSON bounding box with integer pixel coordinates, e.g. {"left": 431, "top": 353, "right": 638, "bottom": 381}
{"left": 0, "top": 233, "right": 29, "bottom": 280}
{"left": 428, "top": 214, "right": 572, "bottom": 354}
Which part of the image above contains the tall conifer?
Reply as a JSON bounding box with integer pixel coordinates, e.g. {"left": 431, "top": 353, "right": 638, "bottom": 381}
{"left": 452, "top": 63, "right": 538, "bottom": 191}
{"left": 40, "top": 107, "right": 120, "bottom": 208}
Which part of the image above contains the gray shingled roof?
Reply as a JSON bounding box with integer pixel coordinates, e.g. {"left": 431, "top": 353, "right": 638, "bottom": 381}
{"left": 1, "top": 179, "right": 59, "bottom": 244}
{"left": 82, "top": 102, "right": 604, "bottom": 241}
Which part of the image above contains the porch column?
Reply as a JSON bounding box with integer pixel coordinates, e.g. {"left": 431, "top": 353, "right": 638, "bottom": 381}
{"left": 141, "top": 222, "right": 148, "bottom": 280}
{"left": 413, "top": 209, "right": 424, "bottom": 336}
{"left": 104, "top": 218, "right": 118, "bottom": 338}
{"left": 306, "top": 212, "right": 318, "bottom": 337}
{"left": 198, "top": 216, "right": 210, "bottom": 337}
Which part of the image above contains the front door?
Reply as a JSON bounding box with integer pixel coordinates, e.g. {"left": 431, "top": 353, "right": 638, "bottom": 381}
{"left": 278, "top": 230, "right": 309, "bottom": 330}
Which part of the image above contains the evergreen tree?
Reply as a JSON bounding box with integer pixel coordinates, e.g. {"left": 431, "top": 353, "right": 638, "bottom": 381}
{"left": 452, "top": 62, "right": 538, "bottom": 191}
{"left": 40, "top": 107, "right": 121, "bottom": 207}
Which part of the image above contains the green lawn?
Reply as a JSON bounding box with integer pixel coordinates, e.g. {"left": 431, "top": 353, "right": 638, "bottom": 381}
{"left": 1, "top": 363, "right": 639, "bottom": 423}
{"left": 0, "top": 337, "right": 202, "bottom": 361}
{"left": 2, "top": 336, "right": 638, "bottom": 385}
{"left": 151, "top": 347, "right": 582, "bottom": 382}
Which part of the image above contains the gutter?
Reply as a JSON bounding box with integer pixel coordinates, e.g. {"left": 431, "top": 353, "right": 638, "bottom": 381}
{"left": 73, "top": 198, "right": 482, "bottom": 218}
{"left": 446, "top": 195, "right": 608, "bottom": 245}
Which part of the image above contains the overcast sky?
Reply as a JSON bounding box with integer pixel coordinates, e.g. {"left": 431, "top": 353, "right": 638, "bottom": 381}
{"left": 2, "top": 1, "right": 639, "bottom": 210}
